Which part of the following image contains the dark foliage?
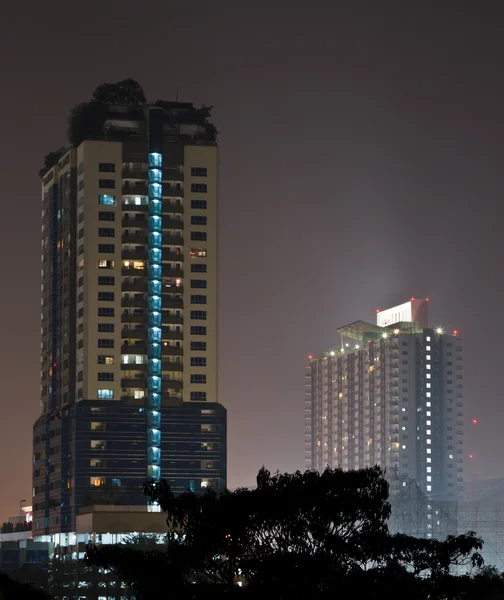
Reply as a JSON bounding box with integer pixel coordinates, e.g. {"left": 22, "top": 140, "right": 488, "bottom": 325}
{"left": 0, "top": 570, "right": 50, "bottom": 599}
{"left": 67, "top": 79, "right": 145, "bottom": 146}
{"left": 84, "top": 466, "right": 503, "bottom": 599}
{"left": 38, "top": 147, "right": 66, "bottom": 177}
{"left": 1, "top": 520, "right": 32, "bottom": 533}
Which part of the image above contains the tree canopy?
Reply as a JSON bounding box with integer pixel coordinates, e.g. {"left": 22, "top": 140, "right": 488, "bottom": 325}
{"left": 85, "top": 466, "right": 501, "bottom": 600}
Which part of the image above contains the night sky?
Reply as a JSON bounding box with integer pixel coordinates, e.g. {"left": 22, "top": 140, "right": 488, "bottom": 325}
{"left": 1, "top": 1, "right": 503, "bottom": 519}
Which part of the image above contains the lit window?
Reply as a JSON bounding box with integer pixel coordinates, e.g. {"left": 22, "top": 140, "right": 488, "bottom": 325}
{"left": 427, "top": 467, "right": 431, "bottom": 473}
{"left": 401, "top": 444, "right": 407, "bottom": 449}
{"left": 97, "top": 388, "right": 113, "bottom": 399}
{"left": 449, "top": 454, "right": 454, "bottom": 459}
{"left": 427, "top": 485, "right": 432, "bottom": 491}
{"left": 90, "top": 477, "right": 105, "bottom": 487}
{"left": 426, "top": 430, "right": 431, "bottom": 435}
{"left": 426, "top": 439, "right": 431, "bottom": 444}
{"left": 426, "top": 355, "right": 431, "bottom": 360}
{"left": 426, "top": 346, "right": 431, "bottom": 351}
{"left": 90, "top": 440, "right": 105, "bottom": 450}
{"left": 426, "top": 364, "right": 431, "bottom": 370}
{"left": 426, "top": 337, "right": 431, "bottom": 342}
{"left": 190, "top": 248, "right": 207, "bottom": 258}
{"left": 427, "top": 457, "right": 431, "bottom": 463}
{"left": 426, "top": 420, "right": 431, "bottom": 426}
{"left": 134, "top": 390, "right": 145, "bottom": 399}
{"left": 426, "top": 402, "right": 431, "bottom": 407}
{"left": 426, "top": 373, "right": 431, "bottom": 378}
{"left": 133, "top": 261, "right": 144, "bottom": 269}
{"left": 427, "top": 448, "right": 431, "bottom": 454}
{"left": 426, "top": 392, "right": 431, "bottom": 398}
{"left": 98, "top": 260, "right": 114, "bottom": 269}
{"left": 98, "top": 195, "right": 115, "bottom": 205}
{"left": 201, "top": 480, "right": 209, "bottom": 488}
{"left": 91, "top": 422, "right": 105, "bottom": 431}
{"left": 426, "top": 383, "right": 431, "bottom": 388}
{"left": 426, "top": 411, "right": 431, "bottom": 416}
{"left": 427, "top": 476, "right": 432, "bottom": 482}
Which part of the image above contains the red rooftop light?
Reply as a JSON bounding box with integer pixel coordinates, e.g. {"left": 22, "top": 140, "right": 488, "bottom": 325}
{"left": 376, "top": 308, "right": 380, "bottom": 313}
{"left": 472, "top": 419, "right": 478, "bottom": 425}
{"left": 410, "top": 297, "right": 415, "bottom": 301}
{"left": 425, "top": 298, "right": 429, "bottom": 301}
{"left": 469, "top": 454, "right": 474, "bottom": 459}
{"left": 308, "top": 355, "right": 313, "bottom": 360}
{"left": 453, "top": 330, "right": 458, "bottom": 335}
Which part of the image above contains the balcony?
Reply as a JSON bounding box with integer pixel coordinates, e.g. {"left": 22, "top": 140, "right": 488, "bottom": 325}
{"left": 163, "top": 184, "right": 184, "bottom": 198}
{"left": 121, "top": 313, "right": 145, "bottom": 324}
{"left": 162, "top": 361, "right": 183, "bottom": 372}
{"left": 163, "top": 250, "right": 184, "bottom": 262}
{"left": 163, "top": 168, "right": 184, "bottom": 182}
{"left": 163, "top": 330, "right": 183, "bottom": 341}
{"left": 162, "top": 266, "right": 183, "bottom": 278}
{"left": 121, "top": 343, "right": 147, "bottom": 354}
{"left": 164, "top": 202, "right": 184, "bottom": 215}
{"left": 163, "top": 234, "right": 184, "bottom": 246}
{"left": 121, "top": 327, "right": 145, "bottom": 339}
{"left": 121, "top": 297, "right": 146, "bottom": 309}
{"left": 122, "top": 265, "right": 146, "bottom": 276}
{"left": 122, "top": 248, "right": 148, "bottom": 261}
{"left": 122, "top": 166, "right": 148, "bottom": 179}
{"left": 163, "top": 285, "right": 184, "bottom": 295}
{"left": 163, "top": 218, "right": 184, "bottom": 231}
{"left": 123, "top": 204, "right": 148, "bottom": 214}
{"left": 162, "top": 345, "right": 183, "bottom": 356}
{"left": 121, "top": 377, "right": 146, "bottom": 388}
{"left": 122, "top": 280, "right": 147, "bottom": 293}
{"left": 122, "top": 182, "right": 148, "bottom": 195}
{"left": 122, "top": 215, "right": 147, "bottom": 227}
{"left": 121, "top": 362, "right": 147, "bottom": 370}
{"left": 163, "top": 378, "right": 183, "bottom": 391}
{"left": 122, "top": 231, "right": 147, "bottom": 244}
{"left": 164, "top": 315, "right": 183, "bottom": 326}
{"left": 162, "top": 297, "right": 183, "bottom": 310}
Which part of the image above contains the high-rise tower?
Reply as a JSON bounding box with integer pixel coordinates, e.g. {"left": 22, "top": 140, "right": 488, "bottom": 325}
{"left": 33, "top": 87, "right": 226, "bottom": 537}
{"left": 305, "top": 299, "right": 463, "bottom": 501}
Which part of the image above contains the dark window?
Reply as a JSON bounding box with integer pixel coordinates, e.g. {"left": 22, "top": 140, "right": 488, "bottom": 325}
{"left": 99, "top": 179, "right": 115, "bottom": 189}
{"left": 98, "top": 276, "right": 115, "bottom": 286}
{"left": 191, "top": 216, "right": 207, "bottom": 225}
{"left": 191, "top": 326, "right": 207, "bottom": 335}
{"left": 78, "top": 308, "right": 84, "bottom": 318}
{"left": 99, "top": 228, "right": 115, "bottom": 237}
{"left": 190, "top": 280, "right": 207, "bottom": 289}
{"left": 98, "top": 244, "right": 115, "bottom": 253}
{"left": 191, "top": 167, "right": 207, "bottom": 177}
{"left": 190, "top": 341, "right": 207, "bottom": 351}
{"left": 78, "top": 228, "right": 84, "bottom": 239}
{"left": 191, "top": 264, "right": 207, "bottom": 273}
{"left": 98, "top": 372, "right": 114, "bottom": 381}
{"left": 191, "top": 357, "right": 207, "bottom": 366}
{"left": 98, "top": 307, "right": 114, "bottom": 317}
{"left": 98, "top": 323, "right": 114, "bottom": 332}
{"left": 98, "top": 339, "right": 114, "bottom": 348}
{"left": 190, "top": 391, "right": 207, "bottom": 401}
{"left": 78, "top": 277, "right": 84, "bottom": 287}
{"left": 98, "top": 211, "right": 115, "bottom": 221}
{"left": 191, "top": 200, "right": 207, "bottom": 209}
{"left": 191, "top": 183, "right": 207, "bottom": 193}
{"left": 99, "top": 163, "right": 115, "bottom": 172}
{"left": 191, "top": 310, "right": 207, "bottom": 320}
{"left": 98, "top": 292, "right": 115, "bottom": 301}
{"left": 191, "top": 295, "right": 207, "bottom": 304}
{"left": 191, "top": 374, "right": 207, "bottom": 384}
{"left": 191, "top": 232, "right": 207, "bottom": 241}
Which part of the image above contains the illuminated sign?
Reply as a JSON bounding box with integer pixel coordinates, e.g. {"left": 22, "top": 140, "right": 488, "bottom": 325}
{"left": 377, "top": 301, "right": 413, "bottom": 327}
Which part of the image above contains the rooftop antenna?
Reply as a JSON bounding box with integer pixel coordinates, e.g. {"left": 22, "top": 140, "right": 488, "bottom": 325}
{"left": 175, "top": 86, "right": 180, "bottom": 101}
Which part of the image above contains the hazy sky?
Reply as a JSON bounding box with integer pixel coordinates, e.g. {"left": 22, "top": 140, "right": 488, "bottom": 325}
{"left": 0, "top": 1, "right": 503, "bottom": 519}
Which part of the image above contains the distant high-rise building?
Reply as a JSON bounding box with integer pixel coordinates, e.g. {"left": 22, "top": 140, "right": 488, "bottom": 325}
{"left": 305, "top": 299, "right": 463, "bottom": 500}
{"left": 33, "top": 91, "right": 226, "bottom": 537}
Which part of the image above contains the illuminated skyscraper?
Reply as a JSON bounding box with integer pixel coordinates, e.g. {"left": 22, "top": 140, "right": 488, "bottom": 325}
{"left": 305, "top": 299, "right": 463, "bottom": 501}
{"left": 33, "top": 95, "right": 226, "bottom": 536}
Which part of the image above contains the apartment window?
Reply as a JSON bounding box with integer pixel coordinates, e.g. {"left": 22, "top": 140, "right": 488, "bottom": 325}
{"left": 98, "top": 292, "right": 115, "bottom": 301}
{"left": 191, "top": 374, "right": 207, "bottom": 384}
{"left": 191, "top": 167, "right": 207, "bottom": 177}
{"left": 78, "top": 308, "right": 84, "bottom": 318}
{"left": 191, "top": 326, "right": 207, "bottom": 335}
{"left": 98, "top": 211, "right": 115, "bottom": 221}
{"left": 191, "top": 200, "right": 207, "bottom": 209}
{"left": 98, "top": 307, "right": 114, "bottom": 318}
{"left": 78, "top": 228, "right": 84, "bottom": 239}
{"left": 191, "top": 311, "right": 207, "bottom": 320}
{"left": 98, "top": 339, "right": 114, "bottom": 348}
{"left": 97, "top": 389, "right": 114, "bottom": 399}
{"left": 191, "top": 232, "right": 207, "bottom": 241}
{"left": 99, "top": 195, "right": 115, "bottom": 205}
{"left": 98, "top": 372, "right": 114, "bottom": 382}
{"left": 191, "top": 216, "right": 207, "bottom": 226}
{"left": 90, "top": 440, "right": 105, "bottom": 449}
{"left": 78, "top": 276, "right": 84, "bottom": 287}
{"left": 98, "top": 276, "right": 115, "bottom": 285}
{"left": 99, "top": 228, "right": 115, "bottom": 237}
{"left": 98, "top": 244, "right": 115, "bottom": 253}
{"left": 191, "top": 295, "right": 207, "bottom": 304}
{"left": 191, "top": 264, "right": 207, "bottom": 273}
{"left": 190, "top": 279, "right": 207, "bottom": 289}
{"left": 191, "top": 392, "right": 207, "bottom": 401}
{"left": 191, "top": 357, "right": 207, "bottom": 367}
{"left": 98, "top": 323, "right": 114, "bottom": 333}
{"left": 190, "top": 248, "right": 207, "bottom": 258}
{"left": 99, "top": 163, "right": 115, "bottom": 172}
{"left": 191, "top": 184, "right": 207, "bottom": 193}
{"left": 90, "top": 459, "right": 104, "bottom": 468}
{"left": 191, "top": 341, "right": 207, "bottom": 351}
{"left": 98, "top": 260, "right": 115, "bottom": 268}
{"left": 98, "top": 356, "right": 114, "bottom": 365}
{"left": 99, "top": 179, "right": 115, "bottom": 189}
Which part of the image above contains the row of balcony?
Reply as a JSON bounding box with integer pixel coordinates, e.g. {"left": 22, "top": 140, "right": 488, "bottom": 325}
{"left": 121, "top": 344, "right": 183, "bottom": 356}
{"left": 122, "top": 216, "right": 184, "bottom": 229}
{"left": 122, "top": 328, "right": 183, "bottom": 340}
{"left": 121, "top": 361, "right": 183, "bottom": 372}
{"left": 122, "top": 182, "right": 184, "bottom": 197}
{"left": 121, "top": 313, "right": 183, "bottom": 325}
{"left": 121, "top": 231, "right": 184, "bottom": 244}
{"left": 122, "top": 166, "right": 184, "bottom": 181}
{"left": 122, "top": 203, "right": 184, "bottom": 215}
{"left": 121, "top": 296, "right": 183, "bottom": 310}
